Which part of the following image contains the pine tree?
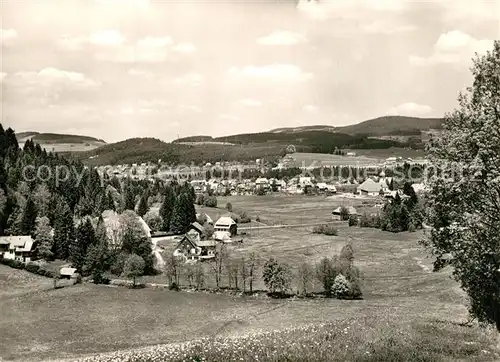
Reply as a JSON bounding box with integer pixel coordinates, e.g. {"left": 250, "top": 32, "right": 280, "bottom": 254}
{"left": 53, "top": 200, "right": 74, "bottom": 260}
{"left": 123, "top": 183, "right": 136, "bottom": 211}
{"left": 0, "top": 124, "right": 6, "bottom": 160}
{"left": 70, "top": 218, "right": 97, "bottom": 272}
{"left": 137, "top": 194, "right": 149, "bottom": 217}
{"left": 104, "top": 191, "right": 115, "bottom": 211}
{"left": 34, "top": 216, "right": 54, "bottom": 260}
{"left": 20, "top": 196, "right": 37, "bottom": 236}
{"left": 5, "top": 127, "right": 19, "bottom": 153}
{"left": 5, "top": 206, "right": 22, "bottom": 235}
{"left": 159, "top": 186, "right": 176, "bottom": 231}
{"left": 169, "top": 192, "right": 195, "bottom": 234}
{"left": 83, "top": 218, "right": 109, "bottom": 281}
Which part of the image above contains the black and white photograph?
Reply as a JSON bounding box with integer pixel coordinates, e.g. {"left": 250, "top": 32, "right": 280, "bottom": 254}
{"left": 0, "top": 0, "right": 500, "bottom": 361}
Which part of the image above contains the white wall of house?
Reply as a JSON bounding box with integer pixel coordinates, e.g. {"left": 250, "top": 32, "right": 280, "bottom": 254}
{"left": 4, "top": 250, "right": 15, "bottom": 260}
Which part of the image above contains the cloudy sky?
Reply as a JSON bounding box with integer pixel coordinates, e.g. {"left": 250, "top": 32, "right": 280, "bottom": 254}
{"left": 1, "top": 0, "right": 499, "bottom": 142}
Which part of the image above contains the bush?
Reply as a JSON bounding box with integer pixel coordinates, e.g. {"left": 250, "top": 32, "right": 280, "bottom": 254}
{"left": 359, "top": 212, "right": 382, "bottom": 228}
{"left": 239, "top": 212, "right": 251, "bottom": 224}
{"left": 331, "top": 274, "right": 350, "bottom": 299}
{"left": 226, "top": 202, "right": 233, "bottom": 212}
{"left": 25, "top": 262, "right": 40, "bottom": 274}
{"left": 348, "top": 215, "right": 359, "bottom": 227}
{"left": 203, "top": 196, "right": 217, "bottom": 208}
{"left": 2, "top": 258, "right": 25, "bottom": 269}
{"left": 169, "top": 282, "right": 180, "bottom": 291}
{"left": 340, "top": 207, "right": 350, "bottom": 221}
{"left": 196, "top": 194, "right": 205, "bottom": 206}
{"left": 312, "top": 224, "right": 338, "bottom": 236}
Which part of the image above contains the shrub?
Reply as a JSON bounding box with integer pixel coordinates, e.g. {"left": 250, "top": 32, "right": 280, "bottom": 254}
{"left": 195, "top": 194, "right": 205, "bottom": 206}
{"left": 340, "top": 207, "right": 350, "bottom": 221}
{"left": 25, "top": 262, "right": 40, "bottom": 274}
{"left": 203, "top": 196, "right": 217, "bottom": 208}
{"left": 312, "top": 224, "right": 338, "bottom": 236}
{"left": 3, "top": 259, "right": 26, "bottom": 269}
{"left": 256, "top": 215, "right": 261, "bottom": 222}
{"left": 348, "top": 215, "right": 359, "bottom": 227}
{"left": 331, "top": 274, "right": 350, "bottom": 299}
{"left": 169, "top": 282, "right": 180, "bottom": 291}
{"left": 226, "top": 202, "right": 233, "bottom": 212}
{"left": 359, "top": 212, "right": 382, "bottom": 228}
{"left": 239, "top": 212, "right": 251, "bottom": 224}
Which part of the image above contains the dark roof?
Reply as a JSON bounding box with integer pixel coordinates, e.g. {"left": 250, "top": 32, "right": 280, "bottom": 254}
{"left": 177, "top": 233, "right": 198, "bottom": 249}
{"left": 189, "top": 222, "right": 205, "bottom": 233}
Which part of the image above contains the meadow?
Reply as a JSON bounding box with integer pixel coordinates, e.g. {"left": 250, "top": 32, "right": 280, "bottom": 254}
{"left": 1, "top": 195, "right": 500, "bottom": 361}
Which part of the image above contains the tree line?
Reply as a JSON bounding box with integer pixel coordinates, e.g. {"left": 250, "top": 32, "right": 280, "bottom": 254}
{"left": 162, "top": 243, "right": 362, "bottom": 299}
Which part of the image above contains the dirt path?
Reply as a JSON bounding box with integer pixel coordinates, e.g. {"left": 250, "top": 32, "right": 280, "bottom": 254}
{"left": 239, "top": 221, "right": 340, "bottom": 231}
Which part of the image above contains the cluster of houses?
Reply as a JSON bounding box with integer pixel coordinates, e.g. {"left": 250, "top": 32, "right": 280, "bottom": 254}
{"left": 190, "top": 176, "right": 338, "bottom": 196}
{"left": 173, "top": 215, "right": 239, "bottom": 262}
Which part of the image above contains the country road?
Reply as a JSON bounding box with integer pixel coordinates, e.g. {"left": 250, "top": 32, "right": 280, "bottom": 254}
{"left": 239, "top": 221, "right": 341, "bottom": 231}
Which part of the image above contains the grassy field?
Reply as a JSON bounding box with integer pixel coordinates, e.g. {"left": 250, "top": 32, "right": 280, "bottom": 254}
{"left": 18, "top": 142, "right": 105, "bottom": 153}
{"left": 348, "top": 147, "right": 426, "bottom": 159}
{"left": 1, "top": 195, "right": 500, "bottom": 361}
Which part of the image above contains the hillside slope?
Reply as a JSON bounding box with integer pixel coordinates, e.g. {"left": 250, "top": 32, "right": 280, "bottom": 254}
{"left": 337, "top": 116, "right": 443, "bottom": 136}
{"left": 269, "top": 116, "right": 443, "bottom": 136}
{"left": 16, "top": 132, "right": 105, "bottom": 144}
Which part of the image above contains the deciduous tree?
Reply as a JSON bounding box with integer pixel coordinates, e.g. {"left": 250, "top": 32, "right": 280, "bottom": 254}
{"left": 422, "top": 41, "right": 500, "bottom": 331}
{"left": 122, "top": 254, "right": 145, "bottom": 287}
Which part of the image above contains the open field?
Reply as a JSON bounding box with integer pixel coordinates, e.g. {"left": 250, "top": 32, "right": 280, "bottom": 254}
{"left": 1, "top": 194, "right": 499, "bottom": 361}
{"left": 348, "top": 147, "right": 426, "bottom": 159}
{"left": 18, "top": 142, "right": 105, "bottom": 153}
{"left": 282, "top": 152, "right": 384, "bottom": 167}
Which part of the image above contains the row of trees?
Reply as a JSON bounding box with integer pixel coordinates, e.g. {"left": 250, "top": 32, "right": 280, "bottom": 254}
{"left": 161, "top": 243, "right": 362, "bottom": 299}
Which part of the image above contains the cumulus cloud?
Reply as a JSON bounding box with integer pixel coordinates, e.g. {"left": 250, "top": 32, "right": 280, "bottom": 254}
{"left": 237, "top": 98, "right": 262, "bottom": 107}
{"left": 137, "top": 36, "right": 173, "bottom": 48}
{"left": 172, "top": 43, "right": 196, "bottom": 53}
{"left": 90, "top": 30, "right": 126, "bottom": 46}
{"left": 59, "top": 30, "right": 126, "bottom": 51}
{"left": 257, "top": 31, "right": 307, "bottom": 45}
{"left": 178, "top": 104, "right": 202, "bottom": 114}
{"left": 61, "top": 32, "right": 195, "bottom": 63}
{"left": 13, "top": 67, "right": 99, "bottom": 88}
{"left": 1, "top": 28, "right": 17, "bottom": 45}
{"left": 228, "top": 64, "right": 313, "bottom": 82}
{"left": 303, "top": 105, "right": 319, "bottom": 113}
{"left": 173, "top": 72, "right": 203, "bottom": 86}
{"left": 386, "top": 102, "right": 433, "bottom": 116}
{"left": 410, "top": 30, "right": 494, "bottom": 67}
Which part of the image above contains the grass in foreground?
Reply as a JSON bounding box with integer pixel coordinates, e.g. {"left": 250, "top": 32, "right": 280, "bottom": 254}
{"left": 70, "top": 317, "right": 499, "bottom": 362}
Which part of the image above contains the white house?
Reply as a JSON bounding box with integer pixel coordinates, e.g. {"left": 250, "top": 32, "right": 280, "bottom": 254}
{"left": 214, "top": 216, "right": 237, "bottom": 236}
{"left": 0, "top": 236, "right": 35, "bottom": 263}
{"left": 255, "top": 177, "right": 269, "bottom": 190}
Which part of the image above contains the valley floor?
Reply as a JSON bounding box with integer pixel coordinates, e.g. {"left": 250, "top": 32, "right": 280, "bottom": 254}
{"left": 1, "top": 195, "right": 499, "bottom": 361}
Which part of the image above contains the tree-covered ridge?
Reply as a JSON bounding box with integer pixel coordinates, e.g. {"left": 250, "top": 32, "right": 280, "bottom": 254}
{"left": 73, "top": 132, "right": 407, "bottom": 166}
